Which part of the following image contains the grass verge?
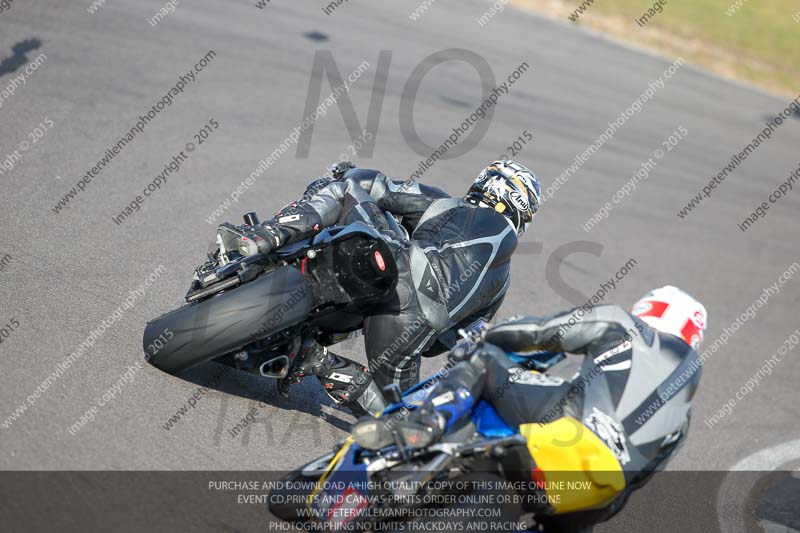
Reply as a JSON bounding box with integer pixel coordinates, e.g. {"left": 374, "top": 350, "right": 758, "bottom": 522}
{"left": 510, "top": 0, "right": 800, "bottom": 97}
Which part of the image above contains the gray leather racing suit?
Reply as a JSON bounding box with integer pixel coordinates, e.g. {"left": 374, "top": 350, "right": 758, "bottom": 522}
{"left": 264, "top": 168, "right": 519, "bottom": 415}
{"left": 426, "top": 304, "right": 702, "bottom": 528}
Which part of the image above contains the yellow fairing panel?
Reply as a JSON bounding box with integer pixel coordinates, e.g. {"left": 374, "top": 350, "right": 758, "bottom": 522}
{"left": 520, "top": 417, "right": 626, "bottom": 514}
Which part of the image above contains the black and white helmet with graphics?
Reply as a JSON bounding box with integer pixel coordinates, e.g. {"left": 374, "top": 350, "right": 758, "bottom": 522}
{"left": 465, "top": 159, "right": 541, "bottom": 236}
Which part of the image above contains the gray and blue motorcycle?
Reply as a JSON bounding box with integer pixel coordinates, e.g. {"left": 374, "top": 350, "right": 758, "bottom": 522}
{"left": 268, "top": 332, "right": 565, "bottom": 533}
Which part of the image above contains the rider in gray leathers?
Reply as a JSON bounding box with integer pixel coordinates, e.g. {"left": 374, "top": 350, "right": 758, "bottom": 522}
{"left": 377, "top": 286, "right": 708, "bottom": 531}
{"left": 238, "top": 159, "right": 542, "bottom": 416}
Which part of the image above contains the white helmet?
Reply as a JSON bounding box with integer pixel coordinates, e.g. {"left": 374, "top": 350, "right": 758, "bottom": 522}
{"left": 631, "top": 286, "right": 708, "bottom": 350}
{"left": 465, "top": 159, "right": 541, "bottom": 236}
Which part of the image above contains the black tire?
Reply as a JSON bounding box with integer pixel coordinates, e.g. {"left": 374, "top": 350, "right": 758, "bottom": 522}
{"left": 144, "top": 266, "right": 314, "bottom": 374}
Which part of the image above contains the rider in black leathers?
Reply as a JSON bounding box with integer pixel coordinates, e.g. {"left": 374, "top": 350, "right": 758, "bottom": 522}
{"left": 237, "top": 160, "right": 542, "bottom": 416}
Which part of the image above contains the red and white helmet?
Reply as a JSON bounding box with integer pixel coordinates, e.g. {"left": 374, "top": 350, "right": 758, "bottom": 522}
{"left": 631, "top": 286, "right": 708, "bottom": 350}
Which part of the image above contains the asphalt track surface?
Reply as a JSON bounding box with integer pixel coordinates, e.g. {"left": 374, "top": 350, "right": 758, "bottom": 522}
{"left": 0, "top": 0, "right": 798, "bottom": 531}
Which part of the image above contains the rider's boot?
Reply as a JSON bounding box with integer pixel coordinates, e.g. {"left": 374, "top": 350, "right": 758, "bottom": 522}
{"left": 299, "top": 342, "right": 387, "bottom": 418}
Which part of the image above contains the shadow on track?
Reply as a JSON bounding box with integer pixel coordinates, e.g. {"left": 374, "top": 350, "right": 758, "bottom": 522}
{"left": 175, "top": 361, "right": 353, "bottom": 436}
{"left": 0, "top": 38, "right": 42, "bottom": 77}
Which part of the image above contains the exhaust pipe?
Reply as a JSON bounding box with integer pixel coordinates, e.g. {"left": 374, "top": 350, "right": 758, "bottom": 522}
{"left": 259, "top": 355, "right": 291, "bottom": 379}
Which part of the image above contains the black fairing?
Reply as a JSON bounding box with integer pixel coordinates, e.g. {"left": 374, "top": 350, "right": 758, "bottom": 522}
{"left": 307, "top": 232, "right": 398, "bottom": 311}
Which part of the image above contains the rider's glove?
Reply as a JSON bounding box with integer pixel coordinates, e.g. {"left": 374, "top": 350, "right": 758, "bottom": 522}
{"left": 483, "top": 315, "right": 546, "bottom": 353}
{"left": 352, "top": 404, "right": 445, "bottom": 451}
{"left": 238, "top": 224, "right": 281, "bottom": 257}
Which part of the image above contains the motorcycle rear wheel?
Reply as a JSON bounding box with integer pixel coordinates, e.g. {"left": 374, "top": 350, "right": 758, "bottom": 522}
{"left": 144, "top": 266, "right": 314, "bottom": 374}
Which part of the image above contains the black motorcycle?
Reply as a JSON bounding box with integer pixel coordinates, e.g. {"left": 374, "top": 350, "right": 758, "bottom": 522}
{"left": 143, "top": 211, "right": 399, "bottom": 390}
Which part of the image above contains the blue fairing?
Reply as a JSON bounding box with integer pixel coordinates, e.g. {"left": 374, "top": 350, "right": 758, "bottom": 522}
{"left": 472, "top": 400, "right": 516, "bottom": 437}
{"left": 384, "top": 375, "right": 516, "bottom": 437}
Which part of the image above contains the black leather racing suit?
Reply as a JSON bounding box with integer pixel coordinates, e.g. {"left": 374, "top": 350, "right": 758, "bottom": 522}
{"left": 264, "top": 168, "right": 519, "bottom": 415}
{"left": 421, "top": 305, "right": 702, "bottom": 529}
